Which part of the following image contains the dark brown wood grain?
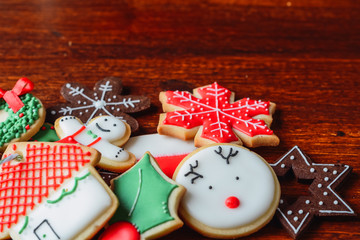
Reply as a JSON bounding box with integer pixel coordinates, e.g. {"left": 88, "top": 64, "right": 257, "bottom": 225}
{"left": 0, "top": 0, "right": 359, "bottom": 239}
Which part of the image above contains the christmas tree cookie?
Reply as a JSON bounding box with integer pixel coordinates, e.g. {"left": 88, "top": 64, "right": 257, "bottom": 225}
{"left": 100, "top": 152, "right": 185, "bottom": 240}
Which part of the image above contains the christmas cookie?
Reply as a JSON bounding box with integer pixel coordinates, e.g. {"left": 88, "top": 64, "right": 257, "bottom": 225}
{"left": 101, "top": 152, "right": 185, "bottom": 240}
{"left": 173, "top": 143, "right": 280, "bottom": 239}
{"left": 123, "top": 133, "right": 197, "bottom": 178}
{"left": 158, "top": 82, "right": 279, "bottom": 148}
{"left": 47, "top": 77, "right": 151, "bottom": 132}
{"left": 30, "top": 123, "right": 60, "bottom": 142}
{"left": 270, "top": 146, "right": 355, "bottom": 239}
{"left": 55, "top": 115, "right": 136, "bottom": 172}
{"left": 0, "top": 78, "right": 46, "bottom": 152}
{"left": 0, "top": 142, "right": 118, "bottom": 240}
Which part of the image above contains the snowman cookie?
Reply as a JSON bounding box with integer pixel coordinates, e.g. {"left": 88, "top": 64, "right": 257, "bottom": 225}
{"left": 55, "top": 115, "right": 136, "bottom": 172}
{"left": 173, "top": 143, "right": 280, "bottom": 239}
{"left": 0, "top": 78, "right": 46, "bottom": 152}
{"left": 0, "top": 142, "right": 118, "bottom": 240}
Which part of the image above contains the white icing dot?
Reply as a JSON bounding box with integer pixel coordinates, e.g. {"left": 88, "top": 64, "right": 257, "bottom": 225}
{"left": 99, "top": 113, "right": 102, "bottom": 116}
{"left": 66, "top": 83, "right": 71, "bottom": 88}
{"left": 324, "top": 177, "right": 329, "bottom": 181}
{"left": 200, "top": 108, "right": 203, "bottom": 111}
{"left": 333, "top": 170, "right": 338, "bottom": 175}
{"left": 51, "top": 110, "right": 56, "bottom": 115}
{"left": 117, "top": 108, "right": 120, "bottom": 111}
{"left": 293, "top": 216, "right": 298, "bottom": 222}
{"left": 318, "top": 184, "right": 322, "bottom": 188}
{"left": 323, "top": 192, "right": 328, "bottom": 196}
{"left": 108, "top": 98, "right": 111, "bottom": 101}
{"left": 310, "top": 168, "right": 315, "bottom": 173}
{"left": 281, "top": 164, "right": 286, "bottom": 168}
{"left": 187, "top": 123, "right": 190, "bottom": 126}
{"left": 95, "top": 97, "right": 98, "bottom": 100}
{"left": 319, "top": 201, "right": 323, "bottom": 206}
{"left": 298, "top": 210, "right": 303, "bottom": 214}
{"left": 245, "top": 113, "right": 248, "bottom": 117}
{"left": 249, "top": 129, "right": 252, "bottom": 132}
{"left": 85, "top": 109, "right": 89, "bottom": 113}
{"left": 111, "top": 107, "right": 115, "bottom": 110}
{"left": 305, "top": 200, "right": 310, "bottom": 204}
{"left": 78, "top": 100, "right": 81, "bottom": 104}
{"left": 191, "top": 108, "right": 195, "bottom": 111}
{"left": 190, "top": 103, "right": 193, "bottom": 106}
{"left": 290, "top": 155, "right": 295, "bottom": 160}
{"left": 323, "top": 168, "right": 328, "bottom": 172}
{"left": 334, "top": 200, "right": 338, "bottom": 205}
{"left": 280, "top": 199, "right": 284, "bottom": 204}
{"left": 79, "top": 112, "right": 83, "bottom": 115}
{"left": 94, "top": 93, "right": 97, "bottom": 96}
{"left": 113, "top": 95, "right": 116, "bottom": 98}
{"left": 83, "top": 101, "right": 86, "bottom": 105}
{"left": 287, "top": 210, "right": 292, "bottom": 215}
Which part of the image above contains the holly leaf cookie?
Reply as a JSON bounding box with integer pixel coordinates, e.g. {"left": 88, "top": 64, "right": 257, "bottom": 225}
{"left": 0, "top": 142, "right": 118, "bottom": 240}
{"left": 0, "top": 78, "right": 46, "bottom": 152}
{"left": 270, "top": 146, "right": 356, "bottom": 239}
{"left": 102, "top": 152, "right": 185, "bottom": 240}
{"left": 173, "top": 144, "right": 280, "bottom": 239}
{"left": 158, "top": 82, "right": 279, "bottom": 148}
{"left": 47, "top": 76, "right": 151, "bottom": 132}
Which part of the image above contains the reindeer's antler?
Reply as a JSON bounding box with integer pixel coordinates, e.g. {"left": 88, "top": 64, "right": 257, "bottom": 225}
{"left": 184, "top": 160, "right": 203, "bottom": 184}
{"left": 214, "top": 146, "right": 239, "bottom": 164}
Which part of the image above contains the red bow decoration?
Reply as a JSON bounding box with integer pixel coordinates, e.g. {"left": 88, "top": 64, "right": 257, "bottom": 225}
{"left": 0, "top": 77, "right": 34, "bottom": 113}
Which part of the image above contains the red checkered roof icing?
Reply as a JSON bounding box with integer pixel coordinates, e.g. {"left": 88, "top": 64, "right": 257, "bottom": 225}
{"left": 0, "top": 143, "right": 91, "bottom": 232}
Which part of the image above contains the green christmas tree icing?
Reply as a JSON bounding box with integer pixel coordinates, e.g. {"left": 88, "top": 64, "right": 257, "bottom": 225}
{"left": 0, "top": 93, "right": 42, "bottom": 147}
{"left": 110, "top": 153, "right": 178, "bottom": 233}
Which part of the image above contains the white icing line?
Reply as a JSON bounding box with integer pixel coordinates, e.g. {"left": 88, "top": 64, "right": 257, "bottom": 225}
{"left": 128, "top": 168, "right": 142, "bottom": 216}
{"left": 278, "top": 208, "right": 310, "bottom": 234}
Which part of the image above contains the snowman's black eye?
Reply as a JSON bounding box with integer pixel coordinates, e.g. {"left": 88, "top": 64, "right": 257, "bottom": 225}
{"left": 113, "top": 124, "right": 117, "bottom": 127}
{"left": 209, "top": 186, "right": 213, "bottom": 190}
{"left": 104, "top": 118, "right": 108, "bottom": 121}
{"left": 235, "top": 176, "right": 240, "bottom": 180}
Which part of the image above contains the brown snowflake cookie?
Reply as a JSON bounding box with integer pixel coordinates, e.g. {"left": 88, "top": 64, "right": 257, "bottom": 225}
{"left": 47, "top": 77, "right": 150, "bottom": 132}
{"left": 270, "top": 146, "right": 355, "bottom": 239}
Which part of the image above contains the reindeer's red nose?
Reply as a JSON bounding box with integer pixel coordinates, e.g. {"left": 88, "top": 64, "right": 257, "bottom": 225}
{"left": 225, "top": 196, "right": 240, "bottom": 209}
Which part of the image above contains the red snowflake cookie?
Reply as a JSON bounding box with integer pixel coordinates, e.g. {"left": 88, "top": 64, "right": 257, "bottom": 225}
{"left": 157, "top": 82, "right": 279, "bottom": 147}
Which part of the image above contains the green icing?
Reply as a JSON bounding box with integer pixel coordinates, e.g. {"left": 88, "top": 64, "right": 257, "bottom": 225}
{"left": 86, "top": 130, "right": 98, "bottom": 139}
{"left": 110, "top": 153, "right": 178, "bottom": 234}
{"left": 31, "top": 123, "right": 60, "bottom": 142}
{"left": 0, "top": 93, "right": 42, "bottom": 147}
{"left": 18, "top": 216, "right": 29, "bottom": 234}
{"left": 47, "top": 171, "right": 91, "bottom": 204}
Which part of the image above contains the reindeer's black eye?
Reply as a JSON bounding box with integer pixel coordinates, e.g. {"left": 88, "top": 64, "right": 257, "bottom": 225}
{"left": 104, "top": 118, "right": 108, "bottom": 121}
{"left": 209, "top": 186, "right": 213, "bottom": 190}
{"left": 235, "top": 176, "right": 240, "bottom": 180}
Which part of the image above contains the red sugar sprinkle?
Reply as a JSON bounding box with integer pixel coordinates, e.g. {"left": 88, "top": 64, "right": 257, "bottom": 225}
{"left": 19, "top": 113, "right": 24, "bottom": 118}
{"left": 25, "top": 125, "right": 30, "bottom": 130}
{"left": 12, "top": 145, "right": 17, "bottom": 151}
{"left": 41, "top": 126, "right": 46, "bottom": 130}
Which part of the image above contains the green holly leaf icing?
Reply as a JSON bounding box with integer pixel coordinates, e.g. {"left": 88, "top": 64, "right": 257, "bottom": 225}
{"left": 0, "top": 93, "right": 42, "bottom": 147}
{"left": 110, "top": 153, "right": 178, "bottom": 233}
{"left": 30, "top": 123, "right": 60, "bottom": 142}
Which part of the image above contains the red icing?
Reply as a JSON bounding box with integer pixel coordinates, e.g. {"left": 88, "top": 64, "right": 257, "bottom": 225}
{"left": 0, "top": 143, "right": 91, "bottom": 231}
{"left": 154, "top": 153, "right": 189, "bottom": 178}
{"left": 100, "top": 221, "right": 140, "bottom": 240}
{"left": 225, "top": 196, "right": 240, "bottom": 209}
{"left": 163, "top": 82, "right": 273, "bottom": 143}
{"left": 19, "top": 113, "right": 24, "bottom": 118}
{"left": 41, "top": 126, "right": 46, "bottom": 130}
{"left": 25, "top": 125, "right": 30, "bottom": 130}
{"left": 0, "top": 77, "right": 34, "bottom": 113}
{"left": 12, "top": 144, "right": 17, "bottom": 151}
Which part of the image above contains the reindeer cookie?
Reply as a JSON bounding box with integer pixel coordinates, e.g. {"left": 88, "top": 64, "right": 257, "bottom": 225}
{"left": 55, "top": 116, "right": 136, "bottom": 172}
{"left": 173, "top": 144, "right": 280, "bottom": 239}
{"left": 0, "top": 142, "right": 118, "bottom": 240}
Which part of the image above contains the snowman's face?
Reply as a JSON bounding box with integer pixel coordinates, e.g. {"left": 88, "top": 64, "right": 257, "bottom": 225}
{"left": 175, "top": 145, "right": 275, "bottom": 229}
{"left": 87, "top": 116, "right": 126, "bottom": 141}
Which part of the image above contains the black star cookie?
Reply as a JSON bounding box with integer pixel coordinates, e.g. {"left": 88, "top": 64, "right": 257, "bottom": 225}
{"left": 270, "top": 146, "right": 355, "bottom": 239}
{"left": 47, "top": 76, "right": 150, "bottom": 132}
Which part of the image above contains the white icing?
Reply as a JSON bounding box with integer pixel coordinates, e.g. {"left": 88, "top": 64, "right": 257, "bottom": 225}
{"left": 175, "top": 145, "right": 275, "bottom": 229}
{"left": 123, "top": 133, "right": 196, "bottom": 160}
{"left": 11, "top": 169, "right": 112, "bottom": 240}
{"left": 58, "top": 116, "right": 129, "bottom": 162}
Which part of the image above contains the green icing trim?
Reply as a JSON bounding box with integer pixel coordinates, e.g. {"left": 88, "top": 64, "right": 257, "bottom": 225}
{"left": 110, "top": 153, "right": 178, "bottom": 234}
{"left": 18, "top": 216, "right": 29, "bottom": 234}
{"left": 30, "top": 123, "right": 60, "bottom": 142}
{"left": 47, "top": 171, "right": 91, "bottom": 204}
{"left": 0, "top": 93, "right": 42, "bottom": 147}
{"left": 86, "top": 130, "right": 98, "bottom": 139}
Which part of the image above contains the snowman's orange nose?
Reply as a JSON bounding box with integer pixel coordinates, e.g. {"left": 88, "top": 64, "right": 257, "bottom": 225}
{"left": 225, "top": 196, "right": 240, "bottom": 209}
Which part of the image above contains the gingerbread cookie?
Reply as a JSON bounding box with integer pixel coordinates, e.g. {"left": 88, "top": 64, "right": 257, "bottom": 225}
{"left": 270, "top": 146, "right": 355, "bottom": 239}
{"left": 0, "top": 78, "right": 46, "bottom": 152}
{"left": 0, "top": 142, "right": 118, "bottom": 240}
{"left": 55, "top": 115, "right": 136, "bottom": 172}
{"left": 158, "top": 82, "right": 279, "bottom": 148}
{"left": 123, "top": 133, "right": 197, "bottom": 178}
{"left": 173, "top": 144, "right": 280, "bottom": 239}
{"left": 30, "top": 123, "right": 60, "bottom": 142}
{"left": 100, "top": 152, "right": 185, "bottom": 240}
{"left": 47, "top": 77, "right": 150, "bottom": 132}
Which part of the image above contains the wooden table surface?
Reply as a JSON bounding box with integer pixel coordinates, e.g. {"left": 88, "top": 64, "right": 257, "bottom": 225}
{"left": 0, "top": 0, "right": 359, "bottom": 239}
